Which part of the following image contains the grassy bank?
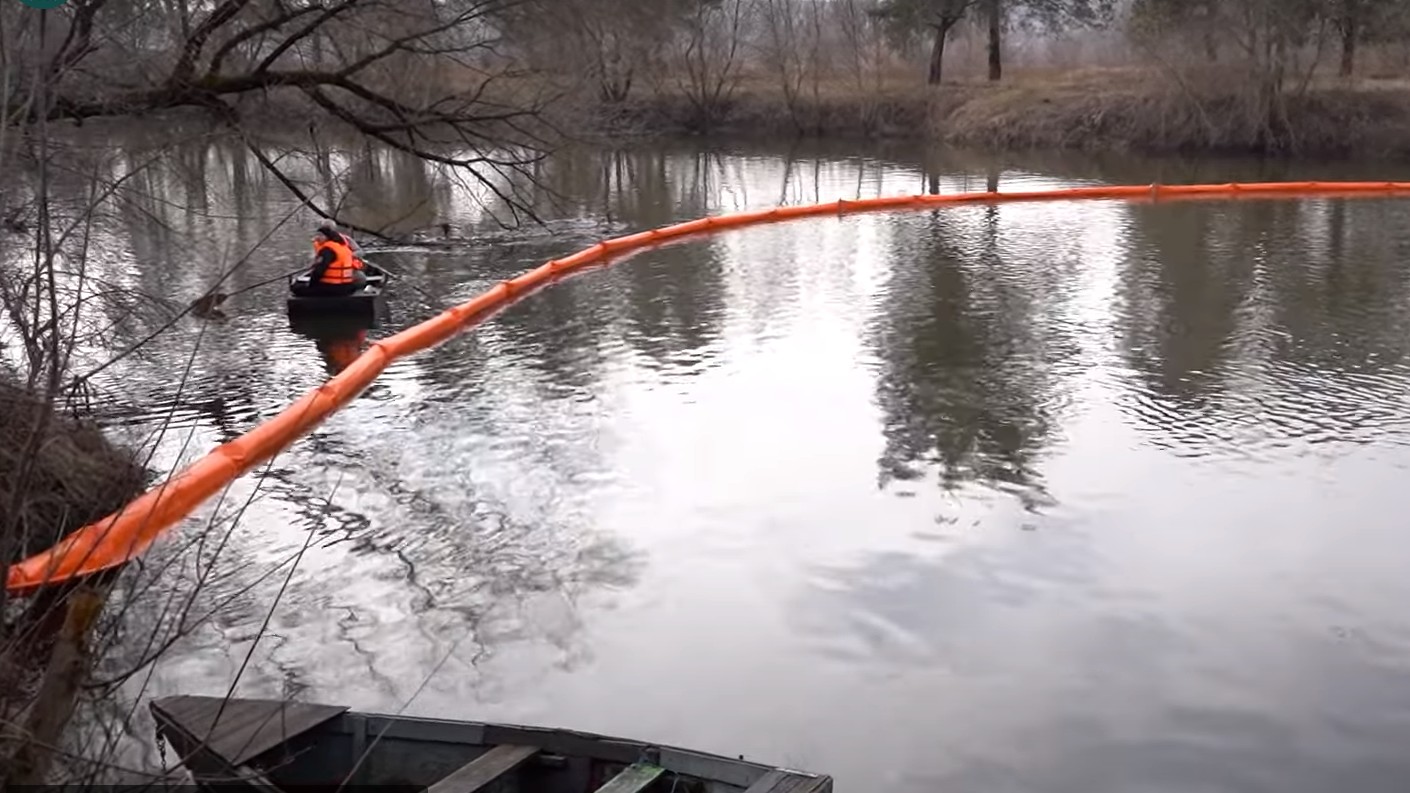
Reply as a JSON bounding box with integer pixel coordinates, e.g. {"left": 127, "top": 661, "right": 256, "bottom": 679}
{"left": 939, "top": 67, "right": 1410, "bottom": 158}
{"left": 180, "top": 66, "right": 1410, "bottom": 163}
{"left": 558, "top": 67, "right": 1410, "bottom": 159}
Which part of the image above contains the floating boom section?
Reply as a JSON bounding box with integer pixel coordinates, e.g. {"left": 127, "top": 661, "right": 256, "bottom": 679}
{"left": 8, "top": 180, "right": 1410, "bottom": 595}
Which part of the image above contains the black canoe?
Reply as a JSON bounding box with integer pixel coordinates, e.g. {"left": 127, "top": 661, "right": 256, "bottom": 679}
{"left": 150, "top": 695, "right": 833, "bottom": 793}
{"left": 287, "top": 262, "right": 388, "bottom": 316}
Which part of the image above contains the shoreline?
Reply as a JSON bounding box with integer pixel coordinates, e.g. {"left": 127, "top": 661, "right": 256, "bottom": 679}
{"left": 66, "top": 66, "right": 1410, "bottom": 164}
{"left": 0, "top": 382, "right": 148, "bottom": 566}
{"left": 551, "top": 68, "right": 1410, "bottom": 161}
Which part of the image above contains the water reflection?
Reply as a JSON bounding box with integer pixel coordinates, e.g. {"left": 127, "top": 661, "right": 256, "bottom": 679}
{"left": 866, "top": 198, "right": 1132, "bottom": 512}
{"left": 15, "top": 131, "right": 1410, "bottom": 792}
{"left": 288, "top": 314, "right": 378, "bottom": 376}
{"left": 1114, "top": 198, "right": 1410, "bottom": 459}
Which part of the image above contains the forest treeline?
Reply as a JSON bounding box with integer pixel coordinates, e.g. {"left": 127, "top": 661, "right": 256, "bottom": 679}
{"left": 512, "top": 0, "right": 1410, "bottom": 151}
{"left": 4, "top": 0, "right": 1410, "bottom": 152}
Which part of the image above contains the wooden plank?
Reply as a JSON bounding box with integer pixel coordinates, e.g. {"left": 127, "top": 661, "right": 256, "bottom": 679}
{"left": 742, "top": 769, "right": 834, "bottom": 793}
{"left": 425, "top": 744, "right": 539, "bottom": 793}
{"left": 655, "top": 747, "right": 771, "bottom": 788}
{"left": 482, "top": 724, "right": 643, "bottom": 765}
{"left": 594, "top": 763, "right": 665, "bottom": 793}
{"left": 349, "top": 715, "right": 782, "bottom": 782}
{"left": 361, "top": 717, "right": 782, "bottom": 787}
{"left": 152, "top": 696, "right": 348, "bottom": 767}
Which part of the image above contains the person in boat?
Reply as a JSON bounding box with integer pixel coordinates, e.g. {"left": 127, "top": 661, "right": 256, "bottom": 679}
{"left": 297, "top": 225, "right": 367, "bottom": 297}
{"left": 325, "top": 226, "right": 372, "bottom": 275}
{"left": 318, "top": 225, "right": 363, "bottom": 265}
{"left": 345, "top": 231, "right": 365, "bottom": 259}
{"left": 323, "top": 226, "right": 365, "bottom": 261}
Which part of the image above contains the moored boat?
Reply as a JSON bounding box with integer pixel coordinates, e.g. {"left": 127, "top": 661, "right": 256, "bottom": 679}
{"left": 150, "top": 695, "right": 833, "bottom": 793}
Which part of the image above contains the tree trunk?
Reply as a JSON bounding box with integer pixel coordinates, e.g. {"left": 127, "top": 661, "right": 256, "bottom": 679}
{"left": 928, "top": 17, "right": 965, "bottom": 87}
{"left": 928, "top": 25, "right": 948, "bottom": 85}
{"left": 987, "top": 0, "right": 1002, "bottom": 81}
{"left": 1340, "top": 14, "right": 1358, "bottom": 76}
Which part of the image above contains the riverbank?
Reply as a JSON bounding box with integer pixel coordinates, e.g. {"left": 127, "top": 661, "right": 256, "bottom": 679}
{"left": 166, "top": 65, "right": 1410, "bottom": 163}
{"left": 0, "top": 381, "right": 145, "bottom": 782}
{"left": 561, "top": 67, "right": 1410, "bottom": 159}
{"left": 1, "top": 381, "right": 146, "bottom": 564}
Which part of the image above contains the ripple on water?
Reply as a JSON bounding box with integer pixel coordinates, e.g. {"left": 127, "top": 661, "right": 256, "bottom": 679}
{"left": 85, "top": 163, "right": 1410, "bottom": 793}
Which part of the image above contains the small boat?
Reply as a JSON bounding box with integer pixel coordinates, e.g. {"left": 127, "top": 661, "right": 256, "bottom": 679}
{"left": 150, "top": 695, "right": 833, "bottom": 793}
{"left": 287, "top": 262, "right": 388, "bottom": 316}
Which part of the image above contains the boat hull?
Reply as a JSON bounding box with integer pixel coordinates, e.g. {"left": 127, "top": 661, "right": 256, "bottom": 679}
{"left": 285, "top": 289, "right": 383, "bottom": 315}
{"left": 151, "top": 695, "right": 832, "bottom": 793}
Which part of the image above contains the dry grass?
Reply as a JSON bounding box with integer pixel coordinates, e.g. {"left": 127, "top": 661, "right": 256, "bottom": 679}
{"left": 578, "top": 86, "right": 934, "bottom": 138}
{"left": 532, "top": 62, "right": 1410, "bottom": 158}
{"left": 544, "top": 69, "right": 939, "bottom": 139}
{"left": 215, "top": 58, "right": 1410, "bottom": 157}
{"left": 937, "top": 66, "right": 1410, "bottom": 156}
{"left": 0, "top": 381, "right": 147, "bottom": 563}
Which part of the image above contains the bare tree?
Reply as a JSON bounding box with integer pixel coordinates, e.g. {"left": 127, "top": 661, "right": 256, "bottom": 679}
{"left": 1127, "top": 0, "right": 1347, "bottom": 150}
{"left": 1332, "top": 0, "right": 1402, "bottom": 76}
{"left": 497, "top": 0, "right": 681, "bottom": 104}
{"left": 661, "top": 0, "right": 753, "bottom": 128}
{"left": 759, "top": 0, "right": 826, "bottom": 131}
{"left": 872, "top": 0, "right": 980, "bottom": 85}
{"left": 836, "top": 0, "right": 891, "bottom": 116}
{"left": 3, "top": 0, "right": 555, "bottom": 235}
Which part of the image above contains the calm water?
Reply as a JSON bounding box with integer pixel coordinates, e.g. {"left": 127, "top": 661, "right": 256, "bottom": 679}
{"left": 29, "top": 134, "right": 1410, "bottom": 791}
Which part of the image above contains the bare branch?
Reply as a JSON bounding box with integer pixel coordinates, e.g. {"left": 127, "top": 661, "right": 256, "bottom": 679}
{"left": 171, "top": 0, "right": 256, "bottom": 83}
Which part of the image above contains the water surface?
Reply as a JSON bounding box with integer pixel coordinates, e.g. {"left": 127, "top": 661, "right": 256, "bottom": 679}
{"left": 26, "top": 135, "right": 1410, "bottom": 792}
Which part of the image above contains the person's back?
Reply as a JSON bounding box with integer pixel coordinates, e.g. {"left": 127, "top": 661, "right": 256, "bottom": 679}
{"left": 332, "top": 229, "right": 366, "bottom": 270}
{"left": 300, "top": 226, "right": 365, "bottom": 296}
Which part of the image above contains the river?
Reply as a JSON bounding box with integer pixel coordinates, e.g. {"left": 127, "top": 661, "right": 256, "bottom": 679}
{"left": 31, "top": 132, "right": 1410, "bottom": 792}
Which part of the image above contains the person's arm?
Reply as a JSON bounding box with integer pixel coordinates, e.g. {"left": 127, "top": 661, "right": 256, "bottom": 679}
{"left": 308, "top": 246, "right": 337, "bottom": 281}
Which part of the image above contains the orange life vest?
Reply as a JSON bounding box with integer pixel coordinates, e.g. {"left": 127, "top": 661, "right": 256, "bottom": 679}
{"left": 314, "top": 238, "right": 356, "bottom": 285}
{"left": 323, "top": 233, "right": 365, "bottom": 270}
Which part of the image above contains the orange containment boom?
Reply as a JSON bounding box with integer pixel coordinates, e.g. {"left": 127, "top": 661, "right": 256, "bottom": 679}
{"left": 8, "top": 180, "right": 1410, "bottom": 595}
